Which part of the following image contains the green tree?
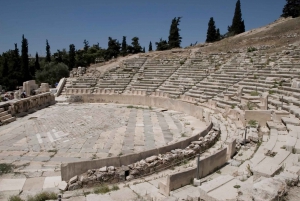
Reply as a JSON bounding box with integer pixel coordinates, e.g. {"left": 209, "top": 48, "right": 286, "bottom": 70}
{"left": 216, "top": 28, "right": 221, "bottom": 41}
{"left": 21, "top": 34, "right": 30, "bottom": 81}
{"left": 143, "top": 47, "right": 145, "bottom": 53}
{"left": 155, "top": 38, "right": 169, "bottom": 51}
{"left": 228, "top": 0, "right": 245, "bottom": 35}
{"left": 83, "top": 39, "right": 89, "bottom": 52}
{"left": 36, "top": 62, "right": 69, "bottom": 87}
{"left": 206, "top": 17, "right": 217, "bottom": 43}
{"left": 131, "top": 37, "right": 142, "bottom": 54}
{"left": 69, "top": 44, "right": 76, "bottom": 70}
{"left": 281, "top": 0, "right": 300, "bottom": 18}
{"left": 105, "top": 37, "right": 120, "bottom": 60}
{"left": 35, "top": 52, "right": 40, "bottom": 71}
{"left": 168, "top": 17, "right": 182, "bottom": 49}
{"left": 46, "top": 40, "right": 51, "bottom": 62}
{"left": 121, "top": 36, "right": 127, "bottom": 56}
{"left": 1, "top": 57, "right": 8, "bottom": 81}
{"left": 21, "top": 34, "right": 31, "bottom": 81}
{"left": 149, "top": 41, "right": 153, "bottom": 51}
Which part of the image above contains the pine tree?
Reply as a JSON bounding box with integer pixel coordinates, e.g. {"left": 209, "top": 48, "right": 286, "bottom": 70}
{"left": 168, "top": 17, "right": 182, "bottom": 49}
{"left": 281, "top": 0, "right": 300, "bottom": 18}
{"left": 228, "top": 0, "right": 245, "bottom": 35}
{"left": 69, "top": 44, "right": 76, "bottom": 70}
{"left": 46, "top": 40, "right": 51, "bottom": 62}
{"left": 206, "top": 17, "right": 217, "bottom": 43}
{"left": 35, "top": 52, "right": 40, "bottom": 71}
{"left": 121, "top": 36, "right": 127, "bottom": 56}
{"left": 21, "top": 34, "right": 30, "bottom": 81}
{"left": 149, "top": 41, "right": 153, "bottom": 51}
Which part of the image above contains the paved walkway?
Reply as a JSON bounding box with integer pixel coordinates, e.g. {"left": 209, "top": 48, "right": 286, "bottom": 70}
{"left": 0, "top": 103, "right": 206, "bottom": 200}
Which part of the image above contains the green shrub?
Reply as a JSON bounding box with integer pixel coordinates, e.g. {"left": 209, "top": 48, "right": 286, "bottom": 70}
{"left": 8, "top": 195, "right": 24, "bottom": 201}
{"left": 269, "top": 90, "right": 275, "bottom": 94}
{"left": 36, "top": 62, "right": 69, "bottom": 87}
{"left": 248, "top": 120, "right": 257, "bottom": 127}
{"left": 250, "top": 91, "right": 259, "bottom": 96}
{"left": 27, "top": 192, "right": 57, "bottom": 201}
{"left": 111, "top": 185, "right": 120, "bottom": 191}
{"left": 0, "top": 163, "right": 14, "bottom": 175}
{"left": 247, "top": 47, "right": 257, "bottom": 52}
{"left": 94, "top": 185, "right": 110, "bottom": 194}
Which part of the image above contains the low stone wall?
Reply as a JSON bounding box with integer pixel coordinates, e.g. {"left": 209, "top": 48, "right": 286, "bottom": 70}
{"left": 159, "top": 147, "right": 228, "bottom": 196}
{"left": 68, "top": 93, "right": 203, "bottom": 120}
{"left": 61, "top": 122, "right": 213, "bottom": 181}
{"left": 9, "top": 92, "right": 55, "bottom": 116}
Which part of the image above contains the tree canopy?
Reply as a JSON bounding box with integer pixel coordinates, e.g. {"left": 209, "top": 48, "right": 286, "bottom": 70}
{"left": 228, "top": 0, "right": 245, "bottom": 36}
{"left": 168, "top": 17, "right": 182, "bottom": 49}
{"left": 281, "top": 0, "right": 300, "bottom": 18}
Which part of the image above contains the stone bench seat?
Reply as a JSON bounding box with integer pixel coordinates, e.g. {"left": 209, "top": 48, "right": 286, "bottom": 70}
{"left": 131, "top": 83, "right": 160, "bottom": 88}
{"left": 196, "top": 84, "right": 227, "bottom": 90}
{"left": 213, "top": 98, "right": 239, "bottom": 106}
{"left": 253, "top": 149, "right": 290, "bottom": 179}
{"left": 238, "top": 81, "right": 272, "bottom": 88}
{"left": 97, "top": 85, "right": 127, "bottom": 88}
{"left": 157, "top": 89, "right": 182, "bottom": 95}
{"left": 69, "top": 85, "right": 92, "bottom": 88}
{"left": 185, "top": 92, "right": 212, "bottom": 99}
{"left": 159, "top": 85, "right": 181, "bottom": 91}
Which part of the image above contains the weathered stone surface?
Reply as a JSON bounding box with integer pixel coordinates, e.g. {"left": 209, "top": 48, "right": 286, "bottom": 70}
{"left": 69, "top": 175, "right": 78, "bottom": 185}
{"left": 145, "top": 155, "right": 158, "bottom": 163}
{"left": 58, "top": 181, "right": 68, "bottom": 191}
{"left": 99, "top": 166, "right": 107, "bottom": 172}
{"left": 68, "top": 182, "right": 81, "bottom": 191}
{"left": 252, "top": 178, "right": 287, "bottom": 201}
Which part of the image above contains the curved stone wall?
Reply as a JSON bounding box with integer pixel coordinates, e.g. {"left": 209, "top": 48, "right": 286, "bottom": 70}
{"left": 61, "top": 93, "right": 213, "bottom": 181}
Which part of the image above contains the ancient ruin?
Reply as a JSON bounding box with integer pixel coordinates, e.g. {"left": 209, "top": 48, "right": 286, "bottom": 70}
{"left": 1, "top": 17, "right": 300, "bottom": 201}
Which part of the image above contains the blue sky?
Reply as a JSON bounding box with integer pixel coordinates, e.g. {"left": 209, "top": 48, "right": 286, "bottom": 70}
{"left": 0, "top": 0, "right": 285, "bottom": 56}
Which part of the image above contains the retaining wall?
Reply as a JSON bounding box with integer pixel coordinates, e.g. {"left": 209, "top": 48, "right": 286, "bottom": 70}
{"left": 9, "top": 92, "right": 55, "bottom": 116}
{"left": 61, "top": 93, "right": 212, "bottom": 181}
{"left": 159, "top": 148, "right": 228, "bottom": 196}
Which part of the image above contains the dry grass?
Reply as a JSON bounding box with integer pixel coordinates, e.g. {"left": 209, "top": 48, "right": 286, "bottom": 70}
{"left": 197, "top": 17, "right": 300, "bottom": 54}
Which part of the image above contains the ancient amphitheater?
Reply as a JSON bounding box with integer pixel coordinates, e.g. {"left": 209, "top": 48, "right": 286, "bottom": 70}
{"left": 1, "top": 17, "right": 300, "bottom": 201}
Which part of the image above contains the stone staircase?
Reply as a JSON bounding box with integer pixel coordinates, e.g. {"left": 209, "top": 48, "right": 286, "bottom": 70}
{"left": 0, "top": 107, "right": 16, "bottom": 125}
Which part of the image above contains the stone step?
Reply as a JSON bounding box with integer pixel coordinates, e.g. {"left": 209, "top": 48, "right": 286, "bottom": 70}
{"left": 0, "top": 111, "right": 8, "bottom": 117}
{"left": 0, "top": 108, "right": 4, "bottom": 112}
{"left": 0, "top": 114, "right": 12, "bottom": 121}
{"left": 1, "top": 117, "right": 16, "bottom": 124}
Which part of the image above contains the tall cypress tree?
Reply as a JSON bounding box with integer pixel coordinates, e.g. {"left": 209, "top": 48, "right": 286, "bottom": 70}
{"left": 281, "top": 0, "right": 300, "bottom": 18}
{"left": 46, "top": 40, "right": 51, "bottom": 62}
{"left": 149, "top": 41, "right": 153, "bottom": 51}
{"left": 168, "top": 17, "right": 182, "bottom": 49}
{"left": 121, "top": 36, "right": 127, "bottom": 56}
{"left": 35, "top": 52, "right": 40, "bottom": 71}
{"left": 143, "top": 47, "right": 145, "bottom": 53}
{"left": 69, "top": 44, "right": 76, "bottom": 70}
{"left": 12, "top": 44, "right": 21, "bottom": 72}
{"left": 228, "top": 0, "right": 245, "bottom": 35}
{"left": 21, "top": 34, "right": 30, "bottom": 81}
{"left": 206, "top": 17, "right": 217, "bottom": 43}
